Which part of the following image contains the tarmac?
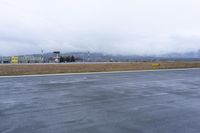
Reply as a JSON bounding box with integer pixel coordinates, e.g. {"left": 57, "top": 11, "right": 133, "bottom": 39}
{"left": 1, "top": 69, "right": 200, "bottom": 133}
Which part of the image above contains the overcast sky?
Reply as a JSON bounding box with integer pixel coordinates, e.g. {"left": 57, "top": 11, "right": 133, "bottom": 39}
{"left": 0, "top": 0, "right": 200, "bottom": 56}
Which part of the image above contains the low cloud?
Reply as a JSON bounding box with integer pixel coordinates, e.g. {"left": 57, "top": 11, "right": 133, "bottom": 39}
{"left": 0, "top": 0, "right": 200, "bottom": 56}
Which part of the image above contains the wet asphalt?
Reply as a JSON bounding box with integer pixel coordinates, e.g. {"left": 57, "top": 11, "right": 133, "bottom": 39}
{"left": 1, "top": 69, "right": 200, "bottom": 133}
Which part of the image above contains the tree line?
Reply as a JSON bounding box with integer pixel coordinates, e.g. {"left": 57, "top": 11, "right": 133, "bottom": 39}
{"left": 60, "top": 56, "right": 76, "bottom": 62}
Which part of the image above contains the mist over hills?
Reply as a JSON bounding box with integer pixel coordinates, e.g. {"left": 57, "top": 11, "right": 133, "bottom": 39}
{"left": 161, "top": 50, "right": 200, "bottom": 59}
{"left": 2, "top": 50, "right": 200, "bottom": 63}
{"left": 42, "top": 50, "right": 200, "bottom": 62}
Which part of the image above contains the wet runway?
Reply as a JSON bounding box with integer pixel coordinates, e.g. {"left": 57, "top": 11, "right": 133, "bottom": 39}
{"left": 1, "top": 69, "right": 200, "bottom": 133}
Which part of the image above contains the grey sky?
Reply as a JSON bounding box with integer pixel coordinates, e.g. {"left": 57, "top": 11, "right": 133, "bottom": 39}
{"left": 0, "top": 0, "right": 200, "bottom": 56}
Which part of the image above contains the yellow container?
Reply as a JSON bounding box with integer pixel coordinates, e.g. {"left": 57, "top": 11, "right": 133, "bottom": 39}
{"left": 11, "top": 56, "right": 19, "bottom": 64}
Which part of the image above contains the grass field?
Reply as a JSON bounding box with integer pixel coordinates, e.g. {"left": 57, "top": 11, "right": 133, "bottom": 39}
{"left": 0, "top": 61, "right": 200, "bottom": 76}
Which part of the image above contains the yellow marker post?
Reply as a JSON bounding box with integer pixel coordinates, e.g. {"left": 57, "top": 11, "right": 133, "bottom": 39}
{"left": 152, "top": 63, "right": 160, "bottom": 69}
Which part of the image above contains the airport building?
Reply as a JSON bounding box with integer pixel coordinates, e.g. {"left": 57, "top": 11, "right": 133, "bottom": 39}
{"left": 0, "top": 57, "right": 11, "bottom": 64}
{"left": 0, "top": 51, "right": 78, "bottom": 64}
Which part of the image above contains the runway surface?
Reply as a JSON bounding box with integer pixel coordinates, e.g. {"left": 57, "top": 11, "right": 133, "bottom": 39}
{"left": 1, "top": 69, "right": 200, "bottom": 133}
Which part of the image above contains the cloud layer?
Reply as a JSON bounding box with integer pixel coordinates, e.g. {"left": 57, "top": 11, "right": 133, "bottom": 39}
{"left": 1, "top": 0, "right": 200, "bottom": 56}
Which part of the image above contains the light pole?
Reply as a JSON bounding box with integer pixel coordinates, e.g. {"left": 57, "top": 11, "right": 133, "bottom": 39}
{"left": 87, "top": 51, "right": 90, "bottom": 62}
{"left": 1, "top": 56, "right": 3, "bottom": 64}
{"left": 41, "top": 50, "right": 44, "bottom": 63}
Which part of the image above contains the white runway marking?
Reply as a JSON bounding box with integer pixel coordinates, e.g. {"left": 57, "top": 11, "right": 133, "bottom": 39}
{"left": 0, "top": 68, "right": 199, "bottom": 78}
